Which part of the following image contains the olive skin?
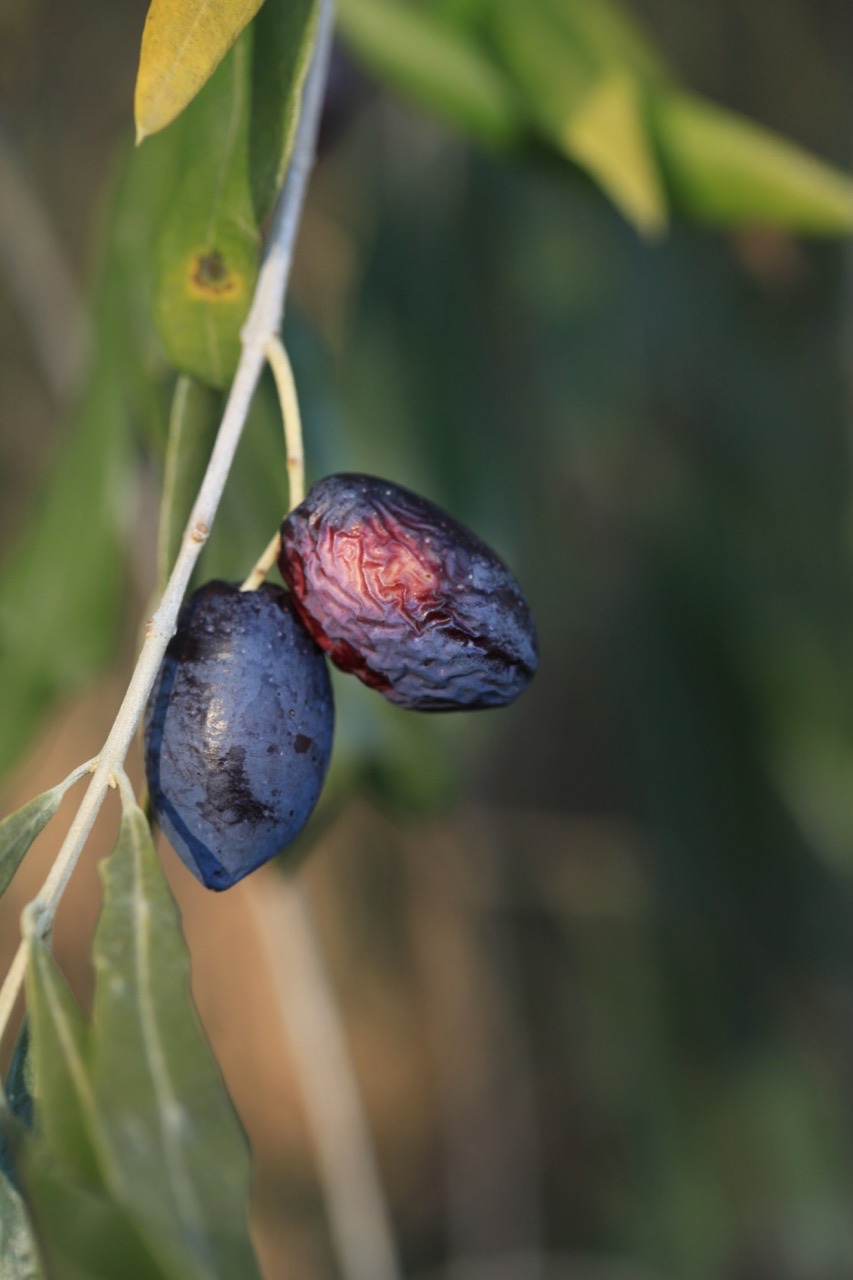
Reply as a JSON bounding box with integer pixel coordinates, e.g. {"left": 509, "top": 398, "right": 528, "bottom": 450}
{"left": 144, "top": 581, "right": 334, "bottom": 890}
{"left": 278, "top": 474, "right": 538, "bottom": 711}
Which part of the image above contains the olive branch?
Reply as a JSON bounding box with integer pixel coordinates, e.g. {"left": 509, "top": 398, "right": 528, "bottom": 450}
{"left": 0, "top": 4, "right": 400, "bottom": 1278}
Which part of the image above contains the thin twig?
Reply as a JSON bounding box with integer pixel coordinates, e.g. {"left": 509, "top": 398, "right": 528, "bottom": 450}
{"left": 267, "top": 334, "right": 307, "bottom": 511}
{"left": 0, "top": 0, "right": 336, "bottom": 1051}
{"left": 240, "top": 335, "right": 304, "bottom": 591}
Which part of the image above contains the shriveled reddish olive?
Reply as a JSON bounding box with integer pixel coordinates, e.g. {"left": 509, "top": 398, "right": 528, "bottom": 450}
{"left": 278, "top": 473, "right": 538, "bottom": 711}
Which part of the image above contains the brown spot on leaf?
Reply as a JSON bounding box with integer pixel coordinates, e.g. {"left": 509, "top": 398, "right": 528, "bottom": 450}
{"left": 191, "top": 250, "right": 236, "bottom": 297}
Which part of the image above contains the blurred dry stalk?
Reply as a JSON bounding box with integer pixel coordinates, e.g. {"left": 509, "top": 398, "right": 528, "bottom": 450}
{"left": 0, "top": 126, "right": 88, "bottom": 399}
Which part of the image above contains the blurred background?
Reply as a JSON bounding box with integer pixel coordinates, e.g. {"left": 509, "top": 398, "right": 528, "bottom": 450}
{"left": 4, "top": 2, "right": 853, "bottom": 1278}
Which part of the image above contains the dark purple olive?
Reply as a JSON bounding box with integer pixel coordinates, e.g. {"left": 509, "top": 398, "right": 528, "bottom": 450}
{"left": 144, "top": 581, "right": 334, "bottom": 889}
{"left": 278, "top": 474, "right": 538, "bottom": 711}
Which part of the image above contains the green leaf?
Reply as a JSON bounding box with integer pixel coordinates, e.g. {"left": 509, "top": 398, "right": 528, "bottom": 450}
{"left": 0, "top": 1174, "right": 41, "bottom": 1280}
{"left": 157, "top": 376, "right": 222, "bottom": 592}
{"left": 154, "top": 34, "right": 261, "bottom": 389}
{"left": 25, "top": 937, "right": 100, "bottom": 1184}
{"left": 22, "top": 943, "right": 168, "bottom": 1278}
{"left": 20, "top": 806, "right": 260, "bottom": 1277}
{"left": 135, "top": 0, "right": 265, "bottom": 142}
{"left": 89, "top": 801, "right": 261, "bottom": 1280}
{"left": 563, "top": 70, "right": 667, "bottom": 236}
{"left": 0, "top": 791, "right": 62, "bottom": 899}
{"left": 21, "top": 1152, "right": 165, "bottom": 1280}
{"left": 249, "top": 0, "right": 320, "bottom": 223}
{"left": 652, "top": 91, "right": 853, "bottom": 233}
{"left": 337, "top": 0, "right": 523, "bottom": 147}
{"left": 490, "top": 0, "right": 666, "bottom": 233}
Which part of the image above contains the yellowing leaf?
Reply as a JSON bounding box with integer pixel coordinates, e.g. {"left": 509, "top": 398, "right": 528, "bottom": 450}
{"left": 135, "top": 0, "right": 265, "bottom": 143}
{"left": 491, "top": 0, "right": 666, "bottom": 234}
{"left": 563, "top": 72, "right": 666, "bottom": 237}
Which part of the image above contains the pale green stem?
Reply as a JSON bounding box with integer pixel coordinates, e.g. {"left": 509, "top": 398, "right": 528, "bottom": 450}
{"left": 241, "top": 334, "right": 305, "bottom": 592}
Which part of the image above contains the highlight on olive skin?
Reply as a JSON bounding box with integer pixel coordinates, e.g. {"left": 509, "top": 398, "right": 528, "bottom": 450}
{"left": 278, "top": 473, "right": 538, "bottom": 711}
{"left": 144, "top": 581, "right": 335, "bottom": 890}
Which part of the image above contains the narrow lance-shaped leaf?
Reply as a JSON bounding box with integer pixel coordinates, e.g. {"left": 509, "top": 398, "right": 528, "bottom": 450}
{"left": 89, "top": 800, "right": 261, "bottom": 1280}
{"left": 22, "top": 905, "right": 189, "bottom": 1279}
{"left": 0, "top": 791, "right": 62, "bottom": 900}
{"left": 489, "top": 0, "right": 667, "bottom": 234}
{"left": 562, "top": 70, "right": 667, "bottom": 237}
{"left": 154, "top": 33, "right": 260, "bottom": 389}
{"left": 25, "top": 936, "right": 100, "bottom": 1184}
{"left": 135, "top": 0, "right": 265, "bottom": 143}
{"left": 21, "top": 1152, "right": 167, "bottom": 1280}
{"left": 0, "top": 761, "right": 94, "bottom": 898}
{"left": 652, "top": 90, "right": 853, "bottom": 233}
{"left": 22, "top": 941, "right": 164, "bottom": 1279}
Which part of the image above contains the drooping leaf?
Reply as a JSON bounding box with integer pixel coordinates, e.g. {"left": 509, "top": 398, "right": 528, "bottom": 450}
{"left": 157, "top": 376, "right": 222, "bottom": 592}
{"left": 562, "top": 70, "right": 667, "bottom": 236}
{"left": 490, "top": 0, "right": 666, "bottom": 234}
{"left": 135, "top": 0, "right": 265, "bottom": 143}
{"left": 0, "top": 791, "right": 62, "bottom": 900}
{"left": 652, "top": 91, "right": 853, "bottom": 233}
{"left": 89, "top": 801, "right": 261, "bottom": 1280}
{"left": 154, "top": 34, "right": 261, "bottom": 389}
{"left": 25, "top": 937, "right": 100, "bottom": 1185}
{"left": 21, "top": 1151, "right": 166, "bottom": 1280}
{"left": 0, "top": 1174, "right": 41, "bottom": 1280}
{"left": 21, "top": 943, "right": 152, "bottom": 1277}
{"left": 249, "top": 0, "right": 320, "bottom": 223}
{"left": 337, "top": 0, "right": 523, "bottom": 147}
